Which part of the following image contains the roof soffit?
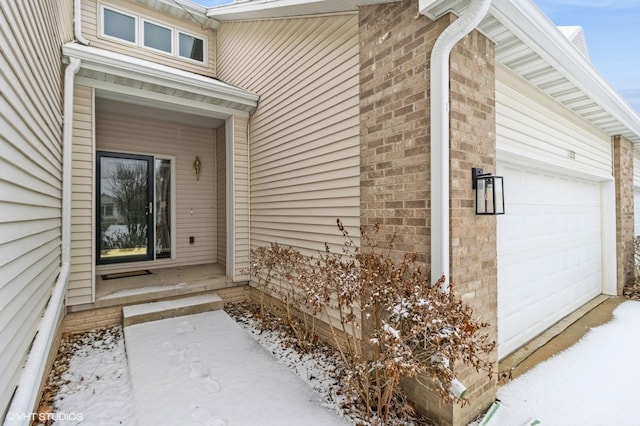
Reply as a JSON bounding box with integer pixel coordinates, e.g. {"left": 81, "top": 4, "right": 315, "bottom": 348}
{"left": 62, "top": 42, "right": 258, "bottom": 114}
{"left": 420, "top": 0, "right": 640, "bottom": 147}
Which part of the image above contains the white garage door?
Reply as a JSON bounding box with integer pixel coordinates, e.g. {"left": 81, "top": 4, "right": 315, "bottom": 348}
{"left": 497, "top": 163, "right": 602, "bottom": 359}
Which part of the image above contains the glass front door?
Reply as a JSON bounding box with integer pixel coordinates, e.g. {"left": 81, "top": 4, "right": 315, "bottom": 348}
{"left": 97, "top": 152, "right": 154, "bottom": 264}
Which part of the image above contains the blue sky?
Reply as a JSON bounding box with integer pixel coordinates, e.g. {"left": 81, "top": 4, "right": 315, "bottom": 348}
{"left": 535, "top": 0, "right": 640, "bottom": 114}
{"left": 193, "top": 0, "right": 640, "bottom": 114}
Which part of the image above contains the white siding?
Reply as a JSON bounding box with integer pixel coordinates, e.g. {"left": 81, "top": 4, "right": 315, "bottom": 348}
{"left": 80, "top": 0, "right": 216, "bottom": 77}
{"left": 0, "top": 0, "right": 73, "bottom": 416}
{"left": 68, "top": 85, "right": 95, "bottom": 306}
{"left": 496, "top": 64, "right": 611, "bottom": 179}
{"left": 217, "top": 14, "right": 361, "bottom": 254}
{"left": 91, "top": 110, "right": 219, "bottom": 277}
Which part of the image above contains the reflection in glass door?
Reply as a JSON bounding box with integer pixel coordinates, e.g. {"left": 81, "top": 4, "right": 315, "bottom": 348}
{"left": 97, "top": 152, "right": 154, "bottom": 264}
{"left": 155, "top": 158, "right": 171, "bottom": 258}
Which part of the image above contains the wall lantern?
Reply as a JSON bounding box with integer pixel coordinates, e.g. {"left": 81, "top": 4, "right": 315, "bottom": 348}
{"left": 193, "top": 156, "right": 201, "bottom": 180}
{"left": 472, "top": 167, "right": 505, "bottom": 215}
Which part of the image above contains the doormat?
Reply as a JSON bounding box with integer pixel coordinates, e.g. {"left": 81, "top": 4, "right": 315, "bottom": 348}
{"left": 102, "top": 270, "right": 152, "bottom": 280}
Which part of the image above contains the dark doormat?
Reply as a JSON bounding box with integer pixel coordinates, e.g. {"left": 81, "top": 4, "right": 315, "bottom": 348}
{"left": 101, "top": 270, "right": 152, "bottom": 280}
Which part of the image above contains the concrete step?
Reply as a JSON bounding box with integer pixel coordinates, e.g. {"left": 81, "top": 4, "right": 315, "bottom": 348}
{"left": 122, "top": 293, "right": 224, "bottom": 327}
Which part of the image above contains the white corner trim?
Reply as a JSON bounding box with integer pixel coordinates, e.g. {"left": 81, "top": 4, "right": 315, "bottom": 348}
{"left": 62, "top": 42, "right": 259, "bottom": 110}
{"left": 601, "top": 180, "right": 617, "bottom": 295}
{"left": 225, "top": 116, "right": 236, "bottom": 280}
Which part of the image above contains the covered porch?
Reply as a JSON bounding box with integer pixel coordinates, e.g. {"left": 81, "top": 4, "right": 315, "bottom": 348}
{"left": 63, "top": 42, "right": 258, "bottom": 309}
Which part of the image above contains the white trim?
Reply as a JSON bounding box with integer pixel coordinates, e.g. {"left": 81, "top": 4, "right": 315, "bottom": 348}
{"left": 489, "top": 0, "right": 640, "bottom": 146}
{"left": 601, "top": 180, "right": 617, "bottom": 295}
{"left": 63, "top": 42, "right": 258, "bottom": 111}
{"left": 99, "top": 3, "right": 210, "bottom": 65}
{"left": 177, "top": 30, "right": 207, "bottom": 65}
{"left": 225, "top": 116, "right": 235, "bottom": 280}
{"left": 85, "top": 81, "right": 249, "bottom": 119}
{"left": 91, "top": 87, "right": 96, "bottom": 303}
{"left": 141, "top": 18, "right": 174, "bottom": 55}
{"left": 99, "top": 4, "right": 138, "bottom": 46}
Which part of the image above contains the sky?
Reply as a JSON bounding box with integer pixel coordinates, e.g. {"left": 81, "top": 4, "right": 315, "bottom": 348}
{"left": 535, "top": 0, "right": 640, "bottom": 114}
{"left": 192, "top": 0, "right": 640, "bottom": 115}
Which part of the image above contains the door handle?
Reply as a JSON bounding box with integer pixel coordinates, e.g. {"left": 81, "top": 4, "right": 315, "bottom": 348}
{"left": 146, "top": 202, "right": 153, "bottom": 215}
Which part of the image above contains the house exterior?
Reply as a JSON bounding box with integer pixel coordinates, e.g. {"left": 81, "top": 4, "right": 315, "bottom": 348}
{"left": 2, "top": 0, "right": 640, "bottom": 425}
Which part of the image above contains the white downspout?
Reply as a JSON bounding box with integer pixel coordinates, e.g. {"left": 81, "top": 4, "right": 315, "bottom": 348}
{"left": 424, "top": 0, "right": 492, "bottom": 287}
{"left": 74, "top": 0, "right": 90, "bottom": 45}
{"left": 4, "top": 58, "right": 81, "bottom": 426}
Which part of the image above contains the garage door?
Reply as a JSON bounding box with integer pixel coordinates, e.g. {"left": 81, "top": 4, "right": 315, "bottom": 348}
{"left": 497, "top": 163, "right": 602, "bottom": 359}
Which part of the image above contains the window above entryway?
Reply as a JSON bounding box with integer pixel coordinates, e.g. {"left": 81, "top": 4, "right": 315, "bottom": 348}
{"left": 100, "top": 4, "right": 207, "bottom": 64}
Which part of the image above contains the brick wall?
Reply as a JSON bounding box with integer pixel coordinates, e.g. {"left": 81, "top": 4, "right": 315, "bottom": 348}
{"left": 613, "top": 135, "right": 634, "bottom": 293}
{"left": 360, "top": 2, "right": 497, "bottom": 424}
{"left": 359, "top": 0, "right": 438, "bottom": 263}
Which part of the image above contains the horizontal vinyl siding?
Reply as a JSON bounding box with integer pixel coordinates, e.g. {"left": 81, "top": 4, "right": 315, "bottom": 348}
{"left": 81, "top": 0, "right": 216, "bottom": 77}
{"left": 232, "top": 116, "right": 249, "bottom": 280}
{"left": 0, "top": 0, "right": 73, "bottom": 416}
{"left": 216, "top": 125, "right": 227, "bottom": 266}
{"left": 93, "top": 111, "right": 219, "bottom": 276}
{"left": 217, "top": 15, "right": 361, "bottom": 254}
{"left": 496, "top": 64, "right": 612, "bottom": 179}
{"left": 68, "top": 85, "right": 95, "bottom": 306}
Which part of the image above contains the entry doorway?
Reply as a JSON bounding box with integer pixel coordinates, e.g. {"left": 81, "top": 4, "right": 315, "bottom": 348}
{"left": 97, "top": 151, "right": 172, "bottom": 264}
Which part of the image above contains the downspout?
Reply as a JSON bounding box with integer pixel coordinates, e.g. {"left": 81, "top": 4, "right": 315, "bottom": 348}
{"left": 74, "top": 0, "right": 90, "bottom": 45}
{"left": 5, "top": 58, "right": 81, "bottom": 426}
{"left": 425, "top": 0, "right": 492, "bottom": 287}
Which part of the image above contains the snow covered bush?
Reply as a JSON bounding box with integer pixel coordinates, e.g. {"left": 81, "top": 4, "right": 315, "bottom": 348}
{"left": 249, "top": 219, "right": 495, "bottom": 423}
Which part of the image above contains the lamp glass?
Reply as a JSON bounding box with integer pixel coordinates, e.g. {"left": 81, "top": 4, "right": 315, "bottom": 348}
{"left": 476, "top": 178, "right": 486, "bottom": 214}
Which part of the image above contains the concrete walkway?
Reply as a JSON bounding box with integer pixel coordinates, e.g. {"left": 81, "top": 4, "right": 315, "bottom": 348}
{"left": 500, "top": 296, "right": 625, "bottom": 379}
{"left": 124, "top": 310, "right": 350, "bottom": 426}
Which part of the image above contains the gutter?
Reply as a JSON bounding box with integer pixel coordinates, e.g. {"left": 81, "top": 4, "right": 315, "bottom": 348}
{"left": 490, "top": 0, "right": 640, "bottom": 146}
{"left": 74, "top": 0, "right": 90, "bottom": 45}
{"left": 420, "top": 0, "right": 492, "bottom": 287}
{"left": 4, "top": 58, "right": 81, "bottom": 426}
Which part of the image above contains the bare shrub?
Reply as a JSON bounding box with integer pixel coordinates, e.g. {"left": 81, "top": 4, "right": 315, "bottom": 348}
{"left": 249, "top": 219, "right": 495, "bottom": 423}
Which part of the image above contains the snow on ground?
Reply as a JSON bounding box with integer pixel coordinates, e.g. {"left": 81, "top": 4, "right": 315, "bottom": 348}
{"left": 124, "top": 310, "right": 351, "bottom": 426}
{"left": 480, "top": 300, "right": 640, "bottom": 426}
{"left": 53, "top": 327, "right": 136, "bottom": 425}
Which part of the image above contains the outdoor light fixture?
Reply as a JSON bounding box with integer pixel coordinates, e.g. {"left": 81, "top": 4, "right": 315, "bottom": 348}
{"left": 193, "top": 156, "right": 201, "bottom": 180}
{"left": 472, "top": 167, "right": 505, "bottom": 215}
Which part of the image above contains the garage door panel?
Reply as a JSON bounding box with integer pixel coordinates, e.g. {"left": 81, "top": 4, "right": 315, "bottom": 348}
{"left": 497, "top": 164, "right": 602, "bottom": 359}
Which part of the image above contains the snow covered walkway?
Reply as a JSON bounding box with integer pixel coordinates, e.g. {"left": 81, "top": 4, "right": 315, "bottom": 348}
{"left": 482, "top": 300, "right": 640, "bottom": 426}
{"left": 124, "top": 310, "right": 350, "bottom": 426}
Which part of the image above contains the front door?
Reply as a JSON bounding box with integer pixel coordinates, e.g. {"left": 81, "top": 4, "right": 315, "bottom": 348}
{"left": 97, "top": 152, "right": 154, "bottom": 264}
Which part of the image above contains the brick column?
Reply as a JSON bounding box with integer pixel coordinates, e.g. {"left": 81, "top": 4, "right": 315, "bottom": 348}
{"left": 360, "top": 2, "right": 497, "bottom": 425}
{"left": 613, "top": 135, "right": 634, "bottom": 293}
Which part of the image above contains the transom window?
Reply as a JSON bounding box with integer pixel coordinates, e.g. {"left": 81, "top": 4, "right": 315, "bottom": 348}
{"left": 100, "top": 4, "right": 206, "bottom": 64}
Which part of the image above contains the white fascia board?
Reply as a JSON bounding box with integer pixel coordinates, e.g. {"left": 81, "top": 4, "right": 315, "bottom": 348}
{"left": 490, "top": 0, "right": 640, "bottom": 144}
{"left": 206, "top": 0, "right": 398, "bottom": 19}
{"left": 62, "top": 42, "right": 258, "bottom": 110}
